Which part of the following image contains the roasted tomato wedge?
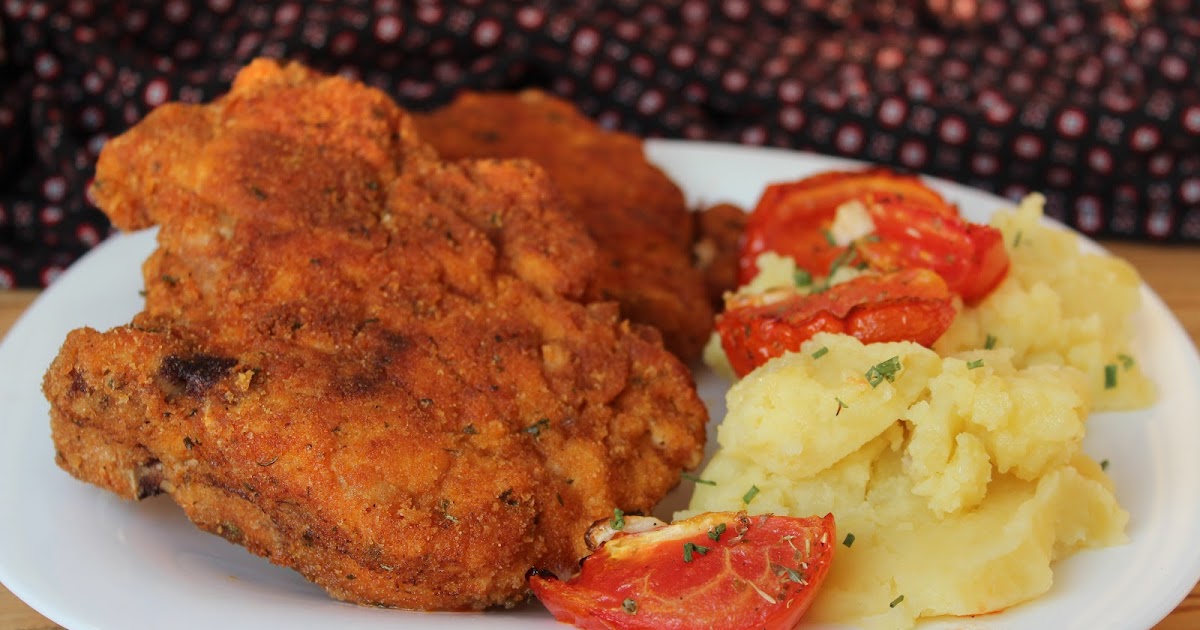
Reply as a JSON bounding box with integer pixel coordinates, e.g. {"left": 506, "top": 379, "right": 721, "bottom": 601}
{"left": 857, "top": 194, "right": 1010, "bottom": 304}
{"left": 739, "top": 169, "right": 955, "bottom": 284}
{"left": 530, "top": 512, "right": 836, "bottom": 630}
{"left": 716, "top": 269, "right": 956, "bottom": 377}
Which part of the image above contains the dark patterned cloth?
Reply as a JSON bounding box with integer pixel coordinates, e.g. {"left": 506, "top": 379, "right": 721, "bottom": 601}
{"left": 1, "top": 0, "right": 1198, "bottom": 288}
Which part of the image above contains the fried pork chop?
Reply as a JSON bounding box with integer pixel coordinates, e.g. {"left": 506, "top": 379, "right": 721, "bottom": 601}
{"left": 693, "top": 203, "right": 750, "bottom": 307}
{"left": 413, "top": 90, "right": 714, "bottom": 362}
{"left": 43, "top": 59, "right": 706, "bottom": 611}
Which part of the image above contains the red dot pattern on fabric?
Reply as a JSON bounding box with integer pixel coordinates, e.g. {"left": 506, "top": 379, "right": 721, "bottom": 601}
{"left": 1, "top": 0, "right": 1198, "bottom": 287}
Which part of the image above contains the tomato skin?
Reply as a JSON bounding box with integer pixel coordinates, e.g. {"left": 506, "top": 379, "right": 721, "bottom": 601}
{"left": 857, "top": 194, "right": 1010, "bottom": 305}
{"left": 960, "top": 222, "right": 1010, "bottom": 304}
{"left": 739, "top": 169, "right": 954, "bottom": 284}
{"left": 530, "top": 512, "right": 836, "bottom": 630}
{"left": 716, "top": 269, "right": 956, "bottom": 377}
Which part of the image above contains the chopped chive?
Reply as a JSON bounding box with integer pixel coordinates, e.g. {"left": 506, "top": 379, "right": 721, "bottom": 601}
{"left": 1118, "top": 353, "right": 1135, "bottom": 369}
{"left": 683, "top": 541, "right": 711, "bottom": 562}
{"left": 812, "top": 346, "right": 829, "bottom": 359}
{"left": 611, "top": 508, "right": 625, "bottom": 531}
{"left": 622, "top": 598, "right": 638, "bottom": 614}
{"left": 967, "top": 359, "right": 984, "bottom": 370}
{"left": 708, "top": 522, "right": 727, "bottom": 541}
{"left": 865, "top": 356, "right": 902, "bottom": 387}
{"left": 793, "top": 269, "right": 813, "bottom": 287}
{"left": 890, "top": 595, "right": 905, "bottom": 608}
{"left": 826, "top": 245, "right": 858, "bottom": 278}
{"left": 742, "top": 485, "right": 761, "bottom": 504}
{"left": 984, "top": 334, "right": 997, "bottom": 350}
{"left": 682, "top": 472, "right": 717, "bottom": 486}
{"left": 843, "top": 533, "right": 856, "bottom": 548}
{"left": 822, "top": 229, "right": 836, "bottom": 245}
{"left": 1100, "top": 459, "right": 1110, "bottom": 471}
{"left": 1104, "top": 364, "right": 1118, "bottom": 389}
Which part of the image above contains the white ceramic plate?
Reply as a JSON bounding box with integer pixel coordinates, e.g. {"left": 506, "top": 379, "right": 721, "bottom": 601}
{"left": 1, "top": 141, "right": 1198, "bottom": 630}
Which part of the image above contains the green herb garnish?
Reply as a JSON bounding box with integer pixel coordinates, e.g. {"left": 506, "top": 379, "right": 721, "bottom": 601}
{"left": 865, "top": 356, "right": 902, "bottom": 387}
{"left": 682, "top": 472, "right": 717, "bottom": 486}
{"left": 1118, "top": 353, "right": 1136, "bottom": 369}
{"left": 612, "top": 508, "right": 625, "bottom": 531}
{"left": 772, "top": 562, "right": 806, "bottom": 583}
{"left": 1104, "top": 364, "right": 1118, "bottom": 389}
{"left": 742, "top": 485, "right": 760, "bottom": 504}
{"left": 708, "top": 523, "right": 727, "bottom": 541}
{"left": 825, "top": 245, "right": 858, "bottom": 278}
{"left": 523, "top": 418, "right": 550, "bottom": 436}
{"left": 967, "top": 359, "right": 984, "bottom": 370}
{"left": 843, "top": 533, "right": 856, "bottom": 548}
{"left": 890, "top": 595, "right": 905, "bottom": 608}
{"left": 440, "top": 499, "right": 458, "bottom": 524}
{"left": 984, "top": 334, "right": 997, "bottom": 350}
{"left": 794, "top": 269, "right": 813, "bottom": 287}
{"left": 812, "top": 346, "right": 829, "bottom": 359}
{"left": 1101, "top": 459, "right": 1110, "bottom": 471}
{"left": 683, "top": 541, "right": 711, "bottom": 562}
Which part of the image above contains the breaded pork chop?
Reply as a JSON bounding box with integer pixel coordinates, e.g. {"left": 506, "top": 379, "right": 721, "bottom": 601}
{"left": 44, "top": 59, "right": 706, "bottom": 611}
{"left": 693, "top": 202, "right": 750, "bottom": 308}
{"left": 413, "top": 90, "right": 714, "bottom": 362}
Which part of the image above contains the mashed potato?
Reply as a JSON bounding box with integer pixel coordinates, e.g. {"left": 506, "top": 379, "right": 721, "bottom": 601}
{"left": 683, "top": 334, "right": 1128, "bottom": 628}
{"left": 691, "top": 194, "right": 1152, "bottom": 628}
{"left": 934, "top": 194, "right": 1154, "bottom": 410}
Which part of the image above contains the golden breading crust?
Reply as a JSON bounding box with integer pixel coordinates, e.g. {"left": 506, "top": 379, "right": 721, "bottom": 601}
{"left": 693, "top": 202, "right": 749, "bottom": 308}
{"left": 45, "top": 59, "right": 706, "bottom": 611}
{"left": 413, "top": 90, "right": 714, "bottom": 362}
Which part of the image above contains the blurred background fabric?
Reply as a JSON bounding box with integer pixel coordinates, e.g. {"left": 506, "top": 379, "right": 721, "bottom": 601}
{"left": 1, "top": 0, "right": 1197, "bottom": 288}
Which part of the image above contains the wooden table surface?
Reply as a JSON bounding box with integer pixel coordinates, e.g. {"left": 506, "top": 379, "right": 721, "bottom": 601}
{"left": 0, "top": 240, "right": 1197, "bottom": 629}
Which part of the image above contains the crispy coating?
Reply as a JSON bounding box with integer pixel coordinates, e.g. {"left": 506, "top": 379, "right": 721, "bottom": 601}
{"left": 44, "top": 59, "right": 706, "bottom": 611}
{"left": 413, "top": 90, "right": 713, "bottom": 362}
{"left": 693, "top": 202, "right": 749, "bottom": 308}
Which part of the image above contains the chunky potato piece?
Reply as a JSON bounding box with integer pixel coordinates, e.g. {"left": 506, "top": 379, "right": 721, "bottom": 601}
{"left": 906, "top": 355, "right": 1090, "bottom": 514}
{"left": 717, "top": 335, "right": 940, "bottom": 480}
